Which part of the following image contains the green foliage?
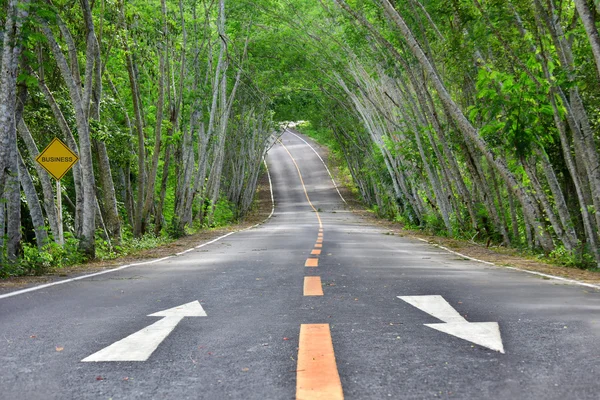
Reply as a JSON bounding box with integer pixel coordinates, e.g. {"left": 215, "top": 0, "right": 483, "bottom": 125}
{"left": 422, "top": 213, "right": 447, "bottom": 236}
{"left": 394, "top": 214, "right": 420, "bottom": 230}
{"left": 470, "top": 60, "right": 555, "bottom": 157}
{"left": 210, "top": 198, "right": 236, "bottom": 228}
{"left": 167, "top": 216, "right": 186, "bottom": 239}
{"left": 548, "top": 245, "right": 596, "bottom": 270}
{"left": 1, "top": 235, "right": 85, "bottom": 278}
{"left": 95, "top": 228, "right": 172, "bottom": 260}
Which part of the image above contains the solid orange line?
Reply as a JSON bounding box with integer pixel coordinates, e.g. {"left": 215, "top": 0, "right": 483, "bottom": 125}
{"left": 315, "top": 244, "right": 322, "bottom": 248}
{"left": 305, "top": 258, "right": 319, "bottom": 267}
{"left": 296, "top": 324, "right": 343, "bottom": 400}
{"left": 311, "top": 249, "right": 321, "bottom": 255}
{"left": 303, "top": 277, "right": 324, "bottom": 296}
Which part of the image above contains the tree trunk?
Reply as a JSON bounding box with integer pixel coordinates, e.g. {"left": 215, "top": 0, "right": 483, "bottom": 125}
{"left": 574, "top": 0, "right": 600, "bottom": 80}
{"left": 17, "top": 119, "right": 60, "bottom": 241}
{"left": 375, "top": 0, "right": 554, "bottom": 251}
{"left": 85, "top": 7, "right": 122, "bottom": 245}
{"left": 119, "top": 1, "right": 146, "bottom": 237}
{"left": 34, "top": 69, "right": 84, "bottom": 235}
{"left": 18, "top": 151, "right": 49, "bottom": 249}
{"left": 0, "top": 0, "right": 29, "bottom": 261}
{"left": 141, "top": 47, "right": 166, "bottom": 232}
{"left": 39, "top": 13, "right": 96, "bottom": 258}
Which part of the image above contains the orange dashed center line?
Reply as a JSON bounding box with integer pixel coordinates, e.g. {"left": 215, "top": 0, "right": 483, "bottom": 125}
{"left": 305, "top": 258, "right": 319, "bottom": 267}
{"left": 280, "top": 139, "right": 342, "bottom": 398}
{"left": 303, "top": 277, "right": 324, "bottom": 296}
{"left": 296, "top": 324, "right": 344, "bottom": 399}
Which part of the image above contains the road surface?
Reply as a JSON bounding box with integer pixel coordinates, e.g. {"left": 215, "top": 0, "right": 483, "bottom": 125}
{"left": 1, "top": 130, "right": 600, "bottom": 399}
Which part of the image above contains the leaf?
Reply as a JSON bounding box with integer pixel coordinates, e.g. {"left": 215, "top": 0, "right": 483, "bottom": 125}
{"left": 55, "top": 346, "right": 64, "bottom": 352}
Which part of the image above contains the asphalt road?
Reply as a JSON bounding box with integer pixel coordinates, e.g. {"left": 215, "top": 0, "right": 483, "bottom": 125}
{"left": 1, "top": 130, "right": 600, "bottom": 399}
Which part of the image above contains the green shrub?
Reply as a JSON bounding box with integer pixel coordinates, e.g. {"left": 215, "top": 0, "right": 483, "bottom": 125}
{"left": 10, "top": 235, "right": 85, "bottom": 277}
{"left": 211, "top": 198, "right": 235, "bottom": 227}
{"left": 95, "top": 229, "right": 172, "bottom": 260}
{"left": 423, "top": 213, "right": 447, "bottom": 236}
{"left": 167, "top": 215, "right": 186, "bottom": 239}
{"left": 548, "top": 245, "right": 595, "bottom": 269}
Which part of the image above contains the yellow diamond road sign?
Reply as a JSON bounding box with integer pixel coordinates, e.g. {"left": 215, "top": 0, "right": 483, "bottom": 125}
{"left": 35, "top": 137, "right": 79, "bottom": 180}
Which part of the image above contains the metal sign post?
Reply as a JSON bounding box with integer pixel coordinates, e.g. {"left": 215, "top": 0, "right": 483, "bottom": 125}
{"left": 56, "top": 180, "right": 63, "bottom": 245}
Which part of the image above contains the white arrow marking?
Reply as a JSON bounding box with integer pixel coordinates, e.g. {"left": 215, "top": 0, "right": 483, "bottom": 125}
{"left": 398, "top": 295, "right": 504, "bottom": 353}
{"left": 82, "top": 301, "right": 206, "bottom": 362}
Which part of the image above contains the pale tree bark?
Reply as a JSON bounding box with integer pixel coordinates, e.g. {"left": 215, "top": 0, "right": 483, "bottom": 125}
{"left": 33, "top": 65, "right": 84, "bottom": 235}
{"left": 107, "top": 75, "right": 135, "bottom": 226}
{"left": 372, "top": 0, "right": 554, "bottom": 251}
{"left": 175, "top": 111, "right": 199, "bottom": 229}
{"left": 39, "top": 7, "right": 97, "bottom": 257}
{"left": 39, "top": 18, "right": 96, "bottom": 258}
{"left": 0, "top": 0, "right": 29, "bottom": 261}
{"left": 512, "top": 5, "right": 599, "bottom": 262}
{"left": 461, "top": 140, "right": 508, "bottom": 243}
{"left": 206, "top": 2, "right": 249, "bottom": 224}
{"left": 391, "top": 84, "right": 454, "bottom": 232}
{"left": 0, "top": 201, "right": 4, "bottom": 252}
{"left": 418, "top": 71, "right": 478, "bottom": 231}
{"left": 154, "top": 143, "right": 172, "bottom": 235}
{"left": 18, "top": 151, "right": 49, "bottom": 249}
{"left": 141, "top": 0, "right": 170, "bottom": 234}
{"left": 83, "top": 2, "right": 122, "bottom": 245}
{"left": 391, "top": 74, "right": 455, "bottom": 234}
{"left": 507, "top": 185, "right": 520, "bottom": 243}
{"left": 187, "top": 123, "right": 211, "bottom": 224}
{"left": 141, "top": 47, "right": 166, "bottom": 232}
{"left": 535, "top": 147, "right": 579, "bottom": 251}
{"left": 4, "top": 126, "right": 21, "bottom": 261}
{"left": 534, "top": 0, "right": 600, "bottom": 236}
{"left": 549, "top": 89, "right": 600, "bottom": 264}
{"left": 239, "top": 116, "right": 276, "bottom": 216}
{"left": 416, "top": 75, "right": 477, "bottom": 230}
{"left": 336, "top": 72, "right": 421, "bottom": 220}
{"left": 17, "top": 119, "right": 60, "bottom": 242}
{"left": 205, "top": 0, "right": 232, "bottom": 222}
{"left": 119, "top": 0, "right": 146, "bottom": 237}
{"left": 523, "top": 160, "right": 572, "bottom": 251}
{"left": 573, "top": 0, "right": 600, "bottom": 80}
